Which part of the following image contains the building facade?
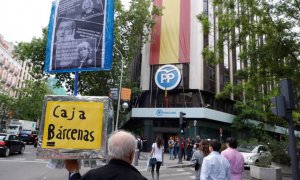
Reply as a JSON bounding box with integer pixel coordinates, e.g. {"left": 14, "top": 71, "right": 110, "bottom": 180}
{"left": 121, "top": 0, "right": 299, "bottom": 149}
{"left": 0, "top": 34, "right": 36, "bottom": 131}
{"left": 120, "top": 0, "right": 237, "bottom": 148}
{"left": 0, "top": 34, "right": 34, "bottom": 97}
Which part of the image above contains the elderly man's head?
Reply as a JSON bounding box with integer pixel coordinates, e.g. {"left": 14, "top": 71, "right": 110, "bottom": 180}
{"left": 56, "top": 20, "right": 75, "bottom": 42}
{"left": 108, "top": 130, "right": 137, "bottom": 163}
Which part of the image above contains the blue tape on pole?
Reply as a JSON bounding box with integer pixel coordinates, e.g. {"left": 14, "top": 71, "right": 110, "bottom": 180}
{"left": 45, "top": 1, "right": 57, "bottom": 74}
{"left": 104, "top": 0, "right": 114, "bottom": 70}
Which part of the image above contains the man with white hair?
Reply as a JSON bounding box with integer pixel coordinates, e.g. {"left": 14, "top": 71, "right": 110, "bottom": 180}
{"left": 65, "top": 130, "right": 147, "bottom": 180}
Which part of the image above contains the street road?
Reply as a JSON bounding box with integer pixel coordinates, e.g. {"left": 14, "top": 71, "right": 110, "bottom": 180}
{"left": 0, "top": 145, "right": 70, "bottom": 180}
{"left": 0, "top": 145, "right": 252, "bottom": 180}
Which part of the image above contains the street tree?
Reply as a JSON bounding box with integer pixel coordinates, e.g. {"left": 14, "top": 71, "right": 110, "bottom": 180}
{"left": 13, "top": 80, "right": 52, "bottom": 122}
{"left": 199, "top": 0, "right": 300, "bottom": 130}
{"left": 0, "top": 86, "right": 15, "bottom": 130}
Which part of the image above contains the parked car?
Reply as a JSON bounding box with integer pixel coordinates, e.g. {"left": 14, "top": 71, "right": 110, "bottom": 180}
{"left": 0, "top": 133, "right": 25, "bottom": 157}
{"left": 237, "top": 144, "right": 272, "bottom": 167}
{"left": 19, "top": 129, "right": 38, "bottom": 144}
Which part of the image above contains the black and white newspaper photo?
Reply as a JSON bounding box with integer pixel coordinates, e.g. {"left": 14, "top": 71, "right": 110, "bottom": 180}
{"left": 50, "top": 0, "right": 105, "bottom": 71}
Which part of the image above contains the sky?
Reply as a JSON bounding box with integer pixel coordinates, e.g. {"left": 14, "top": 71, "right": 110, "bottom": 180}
{"left": 0, "top": 0, "right": 53, "bottom": 43}
{"left": 0, "top": 0, "right": 129, "bottom": 43}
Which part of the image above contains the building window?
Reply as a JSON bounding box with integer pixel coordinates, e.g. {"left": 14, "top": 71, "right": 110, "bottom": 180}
{"left": 209, "top": 66, "right": 215, "bottom": 80}
{"left": 204, "top": 0, "right": 208, "bottom": 16}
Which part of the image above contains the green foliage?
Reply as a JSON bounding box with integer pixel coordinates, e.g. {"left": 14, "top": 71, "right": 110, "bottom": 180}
{"left": 14, "top": 28, "right": 47, "bottom": 78}
{"left": 13, "top": 80, "right": 52, "bottom": 121}
{"left": 268, "top": 140, "right": 291, "bottom": 166}
{"left": 0, "top": 89, "right": 15, "bottom": 121}
{"left": 196, "top": 13, "right": 210, "bottom": 35}
{"left": 211, "top": 0, "right": 300, "bottom": 131}
{"left": 202, "top": 47, "right": 216, "bottom": 65}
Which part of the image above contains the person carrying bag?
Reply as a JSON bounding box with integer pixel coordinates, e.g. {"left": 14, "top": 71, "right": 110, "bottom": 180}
{"left": 149, "top": 156, "right": 157, "bottom": 166}
{"left": 190, "top": 139, "right": 209, "bottom": 180}
{"left": 150, "top": 136, "right": 164, "bottom": 180}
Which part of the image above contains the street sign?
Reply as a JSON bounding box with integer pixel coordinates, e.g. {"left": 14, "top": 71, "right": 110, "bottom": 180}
{"left": 121, "top": 88, "right": 131, "bottom": 101}
{"left": 109, "top": 88, "right": 118, "bottom": 100}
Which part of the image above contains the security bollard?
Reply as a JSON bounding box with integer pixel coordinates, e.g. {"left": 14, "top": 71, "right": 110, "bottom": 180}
{"left": 134, "top": 149, "right": 139, "bottom": 166}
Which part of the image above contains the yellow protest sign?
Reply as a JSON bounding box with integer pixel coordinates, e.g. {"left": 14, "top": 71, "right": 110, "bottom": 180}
{"left": 42, "top": 101, "right": 103, "bottom": 150}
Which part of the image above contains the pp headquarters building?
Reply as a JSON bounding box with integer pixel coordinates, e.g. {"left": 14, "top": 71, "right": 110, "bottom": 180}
{"left": 119, "top": 0, "right": 299, "bottom": 148}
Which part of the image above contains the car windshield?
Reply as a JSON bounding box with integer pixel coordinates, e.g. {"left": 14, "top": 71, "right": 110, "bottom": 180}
{"left": 8, "top": 125, "right": 19, "bottom": 129}
{"left": 237, "top": 144, "right": 256, "bottom": 153}
{"left": 0, "top": 135, "right": 6, "bottom": 140}
{"left": 20, "top": 130, "right": 32, "bottom": 134}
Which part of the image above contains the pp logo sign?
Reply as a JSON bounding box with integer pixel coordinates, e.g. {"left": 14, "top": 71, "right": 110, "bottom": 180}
{"left": 155, "top": 65, "right": 181, "bottom": 90}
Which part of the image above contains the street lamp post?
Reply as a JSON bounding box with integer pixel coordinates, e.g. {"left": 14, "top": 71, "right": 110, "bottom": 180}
{"left": 114, "top": 47, "right": 124, "bottom": 131}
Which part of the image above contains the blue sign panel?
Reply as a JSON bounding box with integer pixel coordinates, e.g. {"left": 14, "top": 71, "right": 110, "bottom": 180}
{"left": 45, "top": 0, "right": 114, "bottom": 73}
{"left": 155, "top": 65, "right": 181, "bottom": 90}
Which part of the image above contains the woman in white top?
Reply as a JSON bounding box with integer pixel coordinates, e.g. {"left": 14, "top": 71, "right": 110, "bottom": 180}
{"left": 150, "top": 136, "right": 164, "bottom": 180}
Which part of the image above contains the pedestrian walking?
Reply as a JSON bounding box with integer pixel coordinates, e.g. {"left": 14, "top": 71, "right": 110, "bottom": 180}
{"left": 221, "top": 137, "right": 244, "bottom": 180}
{"left": 174, "top": 137, "right": 179, "bottom": 159}
{"left": 180, "top": 137, "right": 186, "bottom": 160}
{"left": 150, "top": 136, "right": 164, "bottom": 180}
{"left": 191, "top": 139, "right": 209, "bottom": 180}
{"left": 200, "top": 139, "right": 231, "bottom": 180}
{"left": 136, "top": 136, "right": 143, "bottom": 159}
{"left": 65, "top": 130, "right": 147, "bottom": 180}
{"left": 186, "top": 137, "right": 193, "bottom": 161}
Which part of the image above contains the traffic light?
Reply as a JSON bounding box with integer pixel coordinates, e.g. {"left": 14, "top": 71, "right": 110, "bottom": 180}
{"left": 179, "top": 112, "right": 186, "bottom": 134}
{"left": 270, "top": 96, "right": 286, "bottom": 118}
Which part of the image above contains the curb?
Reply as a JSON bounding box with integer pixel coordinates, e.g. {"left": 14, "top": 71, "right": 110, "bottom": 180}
{"left": 167, "top": 164, "right": 192, "bottom": 168}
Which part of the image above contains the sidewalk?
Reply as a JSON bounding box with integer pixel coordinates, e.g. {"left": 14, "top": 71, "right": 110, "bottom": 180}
{"left": 137, "top": 151, "right": 293, "bottom": 179}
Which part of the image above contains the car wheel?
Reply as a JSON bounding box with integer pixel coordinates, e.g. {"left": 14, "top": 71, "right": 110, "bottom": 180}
{"left": 4, "top": 148, "right": 10, "bottom": 157}
{"left": 19, "top": 146, "right": 25, "bottom": 154}
{"left": 255, "top": 160, "right": 260, "bottom": 165}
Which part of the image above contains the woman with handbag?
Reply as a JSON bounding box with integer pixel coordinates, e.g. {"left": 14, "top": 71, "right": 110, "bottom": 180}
{"left": 190, "top": 139, "right": 209, "bottom": 180}
{"left": 150, "top": 136, "right": 164, "bottom": 180}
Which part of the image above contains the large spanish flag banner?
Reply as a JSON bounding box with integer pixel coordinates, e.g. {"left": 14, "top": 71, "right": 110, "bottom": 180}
{"left": 150, "top": 0, "right": 190, "bottom": 65}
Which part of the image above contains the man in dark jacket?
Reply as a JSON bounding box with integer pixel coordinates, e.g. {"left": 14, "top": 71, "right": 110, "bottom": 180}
{"left": 65, "top": 130, "right": 147, "bottom": 180}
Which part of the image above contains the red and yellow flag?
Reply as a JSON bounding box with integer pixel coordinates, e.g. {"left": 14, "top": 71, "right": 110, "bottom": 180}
{"left": 150, "top": 0, "right": 190, "bottom": 65}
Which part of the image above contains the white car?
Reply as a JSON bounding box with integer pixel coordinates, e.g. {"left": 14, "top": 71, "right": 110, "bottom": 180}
{"left": 237, "top": 144, "right": 272, "bottom": 167}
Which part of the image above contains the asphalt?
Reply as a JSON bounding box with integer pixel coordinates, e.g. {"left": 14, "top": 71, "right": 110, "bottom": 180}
{"left": 136, "top": 151, "right": 193, "bottom": 168}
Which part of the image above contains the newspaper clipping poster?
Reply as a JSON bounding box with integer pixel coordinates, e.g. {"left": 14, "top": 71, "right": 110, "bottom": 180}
{"left": 45, "top": 0, "right": 113, "bottom": 73}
